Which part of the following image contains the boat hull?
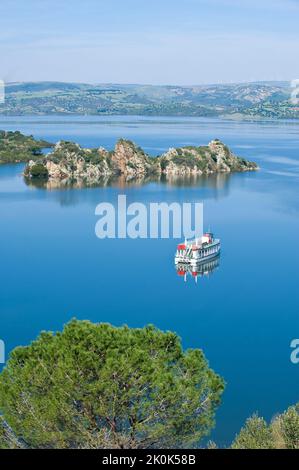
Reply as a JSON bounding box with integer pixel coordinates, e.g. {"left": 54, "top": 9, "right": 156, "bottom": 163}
{"left": 175, "top": 250, "right": 221, "bottom": 265}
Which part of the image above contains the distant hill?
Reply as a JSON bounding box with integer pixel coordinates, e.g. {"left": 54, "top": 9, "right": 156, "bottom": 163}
{"left": 0, "top": 81, "right": 297, "bottom": 119}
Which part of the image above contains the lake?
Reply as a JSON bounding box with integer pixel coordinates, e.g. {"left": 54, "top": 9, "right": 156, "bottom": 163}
{"left": 0, "top": 115, "right": 299, "bottom": 447}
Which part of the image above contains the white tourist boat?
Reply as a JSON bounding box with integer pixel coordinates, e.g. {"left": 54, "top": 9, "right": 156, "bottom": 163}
{"left": 175, "top": 232, "right": 221, "bottom": 267}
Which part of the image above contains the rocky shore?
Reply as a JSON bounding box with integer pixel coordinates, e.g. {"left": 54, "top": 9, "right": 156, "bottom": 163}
{"left": 24, "top": 138, "right": 258, "bottom": 186}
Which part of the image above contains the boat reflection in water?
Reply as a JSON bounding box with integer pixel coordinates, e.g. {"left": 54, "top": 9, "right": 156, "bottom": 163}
{"left": 176, "top": 256, "right": 220, "bottom": 283}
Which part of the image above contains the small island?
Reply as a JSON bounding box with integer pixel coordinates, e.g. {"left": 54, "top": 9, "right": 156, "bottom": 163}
{"left": 0, "top": 130, "right": 54, "bottom": 164}
{"left": 24, "top": 137, "right": 258, "bottom": 187}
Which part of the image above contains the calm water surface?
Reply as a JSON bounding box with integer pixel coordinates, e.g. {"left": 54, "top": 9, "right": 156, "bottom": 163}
{"left": 0, "top": 116, "right": 299, "bottom": 446}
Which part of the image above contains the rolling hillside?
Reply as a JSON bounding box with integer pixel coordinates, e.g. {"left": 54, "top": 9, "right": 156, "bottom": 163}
{"left": 0, "top": 81, "right": 297, "bottom": 118}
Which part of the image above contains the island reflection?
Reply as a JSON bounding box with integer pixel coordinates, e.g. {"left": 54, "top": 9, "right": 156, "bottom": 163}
{"left": 24, "top": 172, "right": 232, "bottom": 191}
{"left": 23, "top": 172, "right": 234, "bottom": 207}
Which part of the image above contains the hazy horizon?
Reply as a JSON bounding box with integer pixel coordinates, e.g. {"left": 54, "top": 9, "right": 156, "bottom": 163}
{"left": 4, "top": 79, "right": 292, "bottom": 87}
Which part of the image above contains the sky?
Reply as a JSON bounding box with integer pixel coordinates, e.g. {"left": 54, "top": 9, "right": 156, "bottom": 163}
{"left": 0, "top": 0, "right": 298, "bottom": 85}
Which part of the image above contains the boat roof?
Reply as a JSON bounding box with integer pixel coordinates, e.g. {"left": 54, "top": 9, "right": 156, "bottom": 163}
{"left": 185, "top": 238, "right": 220, "bottom": 248}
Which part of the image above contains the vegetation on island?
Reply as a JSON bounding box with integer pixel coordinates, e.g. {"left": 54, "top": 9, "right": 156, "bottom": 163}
{"left": 0, "top": 81, "right": 298, "bottom": 119}
{"left": 24, "top": 137, "right": 258, "bottom": 186}
{"left": 27, "top": 162, "right": 49, "bottom": 179}
{"left": 0, "top": 130, "right": 53, "bottom": 164}
{"left": 0, "top": 128, "right": 258, "bottom": 186}
{"left": 0, "top": 320, "right": 224, "bottom": 449}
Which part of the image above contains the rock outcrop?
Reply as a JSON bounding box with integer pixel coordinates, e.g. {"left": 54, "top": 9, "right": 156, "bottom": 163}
{"left": 24, "top": 138, "right": 258, "bottom": 186}
{"left": 111, "top": 139, "right": 157, "bottom": 178}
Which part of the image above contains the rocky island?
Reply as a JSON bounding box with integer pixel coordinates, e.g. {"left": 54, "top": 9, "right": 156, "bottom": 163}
{"left": 24, "top": 138, "right": 258, "bottom": 187}
{"left": 0, "top": 130, "right": 53, "bottom": 164}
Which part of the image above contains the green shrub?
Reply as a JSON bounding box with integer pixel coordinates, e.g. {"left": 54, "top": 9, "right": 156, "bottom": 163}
{"left": 28, "top": 163, "right": 49, "bottom": 179}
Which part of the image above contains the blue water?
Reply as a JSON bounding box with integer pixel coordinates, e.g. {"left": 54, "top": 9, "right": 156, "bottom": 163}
{"left": 0, "top": 116, "right": 299, "bottom": 447}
